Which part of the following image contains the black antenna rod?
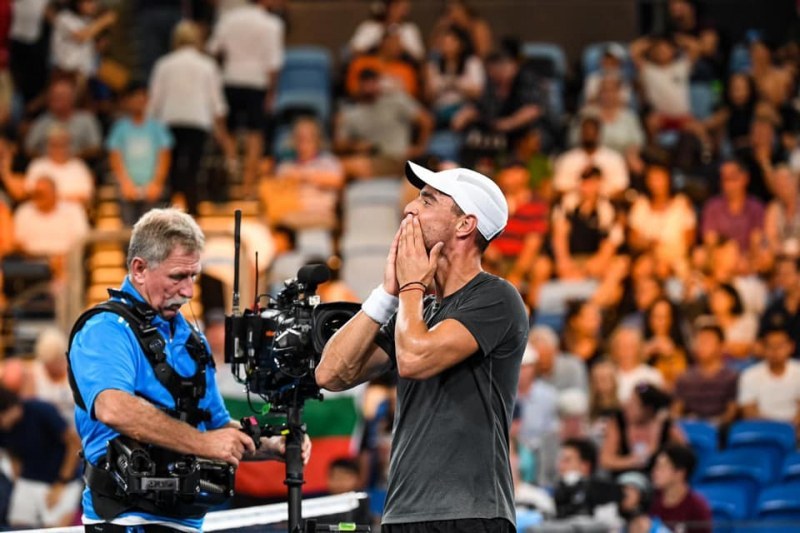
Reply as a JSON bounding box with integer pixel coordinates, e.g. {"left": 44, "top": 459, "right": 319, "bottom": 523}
{"left": 254, "top": 251, "right": 259, "bottom": 310}
{"left": 232, "top": 209, "right": 242, "bottom": 316}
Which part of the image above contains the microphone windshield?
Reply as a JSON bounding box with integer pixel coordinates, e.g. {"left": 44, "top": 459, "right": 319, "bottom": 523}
{"left": 297, "top": 264, "right": 331, "bottom": 286}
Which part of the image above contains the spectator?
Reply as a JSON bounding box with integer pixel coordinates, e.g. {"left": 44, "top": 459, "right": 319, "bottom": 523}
{"left": 29, "top": 327, "right": 74, "bottom": 426}
{"left": 600, "top": 383, "right": 685, "bottom": 476}
{"left": 672, "top": 319, "right": 738, "bottom": 426}
{"left": 750, "top": 38, "right": 795, "bottom": 119}
{"left": 0, "top": 386, "right": 82, "bottom": 528}
{"left": 553, "top": 438, "right": 620, "bottom": 519}
{"left": 551, "top": 166, "right": 624, "bottom": 281}
{"left": 0, "top": 189, "right": 11, "bottom": 258}
{"left": 430, "top": 0, "right": 492, "bottom": 59}
{"left": 505, "top": 126, "right": 553, "bottom": 196}
{"left": 610, "top": 326, "right": 664, "bottom": 403}
{"left": 738, "top": 309, "right": 800, "bottom": 424}
{"left": 650, "top": 444, "right": 712, "bottom": 533}
{"left": 707, "top": 283, "right": 757, "bottom": 359}
{"left": 25, "top": 77, "right": 102, "bottom": 159}
{"left": 583, "top": 43, "right": 633, "bottom": 105}
{"left": 425, "top": 25, "right": 484, "bottom": 128}
{"left": 618, "top": 471, "right": 672, "bottom": 533}
{"left": 335, "top": 68, "right": 432, "bottom": 179}
{"left": 148, "top": 20, "right": 235, "bottom": 214}
{"left": 24, "top": 125, "right": 94, "bottom": 207}
{"left": 11, "top": 176, "right": 90, "bottom": 279}
{"left": 643, "top": 297, "right": 688, "bottom": 391}
{"left": 704, "top": 73, "right": 758, "bottom": 151}
{"left": 50, "top": 0, "right": 117, "bottom": 82}
{"left": 327, "top": 458, "right": 362, "bottom": 495}
{"left": 701, "top": 159, "right": 765, "bottom": 256}
{"left": 759, "top": 255, "right": 800, "bottom": 358}
{"left": 664, "top": 0, "right": 720, "bottom": 80}
{"left": 563, "top": 299, "right": 604, "bottom": 366}
{"left": 628, "top": 163, "right": 696, "bottom": 277}
{"left": 131, "top": 1, "right": 184, "bottom": 82}
{"left": 8, "top": 0, "right": 51, "bottom": 109}
{"left": 483, "top": 163, "right": 549, "bottom": 304}
{"left": 630, "top": 34, "right": 700, "bottom": 139}
{"left": 573, "top": 75, "right": 644, "bottom": 158}
{"left": 764, "top": 165, "right": 800, "bottom": 259}
{"left": 207, "top": 0, "right": 285, "bottom": 194}
{"left": 346, "top": 27, "right": 420, "bottom": 99}
{"left": 736, "top": 116, "right": 786, "bottom": 203}
{"left": 554, "top": 115, "right": 630, "bottom": 197}
{"left": 270, "top": 117, "right": 345, "bottom": 230}
{"left": 106, "top": 81, "right": 173, "bottom": 226}
{"left": 452, "top": 42, "right": 544, "bottom": 158}
{"left": 528, "top": 325, "right": 588, "bottom": 392}
{"left": 349, "top": 0, "right": 424, "bottom": 61}
{"left": 589, "top": 360, "right": 620, "bottom": 425}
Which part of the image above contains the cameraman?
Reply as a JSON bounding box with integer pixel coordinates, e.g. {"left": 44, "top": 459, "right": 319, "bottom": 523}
{"left": 317, "top": 162, "right": 528, "bottom": 532}
{"left": 69, "top": 208, "right": 309, "bottom": 532}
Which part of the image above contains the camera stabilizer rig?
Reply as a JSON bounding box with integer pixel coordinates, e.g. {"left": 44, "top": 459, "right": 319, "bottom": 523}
{"left": 223, "top": 210, "right": 364, "bottom": 532}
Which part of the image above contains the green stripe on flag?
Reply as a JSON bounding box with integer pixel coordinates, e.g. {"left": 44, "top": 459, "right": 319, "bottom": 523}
{"left": 223, "top": 396, "right": 359, "bottom": 438}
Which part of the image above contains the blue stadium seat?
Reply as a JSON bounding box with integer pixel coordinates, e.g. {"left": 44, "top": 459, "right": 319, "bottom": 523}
{"left": 781, "top": 452, "right": 800, "bottom": 483}
{"left": 581, "top": 41, "right": 635, "bottom": 79}
{"left": 696, "top": 449, "right": 776, "bottom": 505}
{"left": 728, "top": 44, "right": 750, "bottom": 74}
{"left": 689, "top": 83, "right": 716, "bottom": 120}
{"left": 521, "top": 42, "right": 567, "bottom": 80}
{"left": 428, "top": 131, "right": 463, "bottom": 163}
{"left": 728, "top": 420, "right": 796, "bottom": 479}
{"left": 695, "top": 482, "right": 752, "bottom": 524}
{"left": 679, "top": 420, "right": 717, "bottom": 462}
{"left": 284, "top": 46, "right": 333, "bottom": 72}
{"left": 275, "top": 89, "right": 331, "bottom": 122}
{"left": 756, "top": 482, "right": 800, "bottom": 522}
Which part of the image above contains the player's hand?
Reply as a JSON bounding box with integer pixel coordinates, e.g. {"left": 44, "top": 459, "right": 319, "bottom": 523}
{"left": 396, "top": 214, "right": 443, "bottom": 288}
{"left": 383, "top": 225, "right": 402, "bottom": 295}
{"left": 202, "top": 427, "right": 257, "bottom": 467}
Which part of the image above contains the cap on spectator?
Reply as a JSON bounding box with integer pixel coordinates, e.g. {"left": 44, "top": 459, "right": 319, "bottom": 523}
{"left": 760, "top": 307, "right": 792, "bottom": 337}
{"left": 618, "top": 471, "right": 650, "bottom": 493}
{"left": 405, "top": 161, "right": 509, "bottom": 240}
{"left": 122, "top": 80, "right": 148, "bottom": 96}
{"left": 603, "top": 43, "right": 627, "bottom": 61}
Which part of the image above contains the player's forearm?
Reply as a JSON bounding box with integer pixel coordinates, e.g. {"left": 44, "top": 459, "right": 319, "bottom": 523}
{"left": 316, "top": 311, "right": 382, "bottom": 390}
{"left": 395, "top": 290, "right": 433, "bottom": 377}
{"left": 95, "top": 389, "right": 206, "bottom": 456}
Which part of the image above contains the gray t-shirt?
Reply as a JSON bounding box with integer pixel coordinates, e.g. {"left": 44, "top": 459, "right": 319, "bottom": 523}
{"left": 339, "top": 92, "right": 420, "bottom": 159}
{"left": 25, "top": 112, "right": 102, "bottom": 156}
{"left": 375, "top": 272, "right": 528, "bottom": 525}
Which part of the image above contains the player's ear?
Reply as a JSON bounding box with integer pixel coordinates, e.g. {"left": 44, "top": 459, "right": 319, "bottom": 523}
{"left": 456, "top": 214, "right": 478, "bottom": 239}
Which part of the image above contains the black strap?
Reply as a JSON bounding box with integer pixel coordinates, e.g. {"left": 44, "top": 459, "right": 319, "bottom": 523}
{"left": 67, "top": 289, "right": 211, "bottom": 426}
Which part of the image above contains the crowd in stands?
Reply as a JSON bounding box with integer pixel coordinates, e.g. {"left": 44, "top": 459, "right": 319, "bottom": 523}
{"left": 0, "top": 0, "right": 798, "bottom": 530}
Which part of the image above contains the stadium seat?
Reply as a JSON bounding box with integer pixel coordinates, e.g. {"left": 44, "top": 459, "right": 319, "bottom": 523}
{"left": 695, "top": 482, "right": 751, "bottom": 525}
{"left": 284, "top": 46, "right": 333, "bottom": 72}
{"left": 341, "top": 245, "right": 391, "bottom": 301}
{"left": 521, "top": 42, "right": 567, "bottom": 80}
{"left": 428, "top": 130, "right": 463, "bottom": 163}
{"left": 728, "top": 420, "right": 796, "bottom": 478}
{"left": 275, "top": 88, "right": 331, "bottom": 122}
{"left": 679, "top": 420, "right": 717, "bottom": 462}
{"left": 728, "top": 43, "right": 750, "bottom": 74}
{"left": 781, "top": 452, "right": 800, "bottom": 483}
{"left": 695, "top": 449, "right": 776, "bottom": 505}
{"left": 581, "top": 41, "right": 635, "bottom": 79}
{"left": 689, "top": 83, "right": 716, "bottom": 120}
{"left": 756, "top": 481, "right": 800, "bottom": 522}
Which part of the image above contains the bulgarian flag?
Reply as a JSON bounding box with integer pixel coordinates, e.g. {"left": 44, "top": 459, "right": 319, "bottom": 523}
{"left": 221, "top": 377, "right": 364, "bottom": 497}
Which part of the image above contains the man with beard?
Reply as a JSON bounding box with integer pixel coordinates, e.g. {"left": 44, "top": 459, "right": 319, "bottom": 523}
{"left": 317, "top": 162, "right": 528, "bottom": 532}
{"left": 68, "top": 208, "right": 309, "bottom": 532}
{"left": 553, "top": 115, "right": 629, "bottom": 198}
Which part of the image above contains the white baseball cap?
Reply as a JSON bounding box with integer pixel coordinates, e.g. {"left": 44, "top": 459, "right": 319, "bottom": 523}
{"left": 405, "top": 161, "right": 508, "bottom": 240}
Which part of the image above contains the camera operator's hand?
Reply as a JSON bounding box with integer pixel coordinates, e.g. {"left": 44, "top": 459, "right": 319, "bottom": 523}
{"left": 201, "top": 427, "right": 257, "bottom": 467}
{"left": 258, "top": 433, "right": 312, "bottom": 465}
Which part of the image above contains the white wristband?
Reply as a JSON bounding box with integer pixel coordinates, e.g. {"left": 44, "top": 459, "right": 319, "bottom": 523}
{"left": 362, "top": 285, "right": 399, "bottom": 324}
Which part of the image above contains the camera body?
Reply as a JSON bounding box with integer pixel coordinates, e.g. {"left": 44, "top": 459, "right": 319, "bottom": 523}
{"left": 224, "top": 264, "right": 359, "bottom": 410}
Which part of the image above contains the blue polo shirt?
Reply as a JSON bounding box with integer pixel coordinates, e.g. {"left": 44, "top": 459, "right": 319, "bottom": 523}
{"left": 69, "top": 277, "right": 231, "bottom": 531}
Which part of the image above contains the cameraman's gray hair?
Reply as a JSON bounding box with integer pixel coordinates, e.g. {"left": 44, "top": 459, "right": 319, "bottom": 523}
{"left": 127, "top": 208, "right": 205, "bottom": 270}
{"left": 529, "top": 325, "right": 560, "bottom": 350}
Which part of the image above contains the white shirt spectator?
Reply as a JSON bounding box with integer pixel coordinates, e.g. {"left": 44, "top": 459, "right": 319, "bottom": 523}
{"left": 350, "top": 20, "right": 424, "bottom": 61}
{"left": 738, "top": 360, "right": 800, "bottom": 422}
{"left": 148, "top": 47, "right": 228, "bottom": 131}
{"left": 51, "top": 11, "right": 96, "bottom": 76}
{"left": 616, "top": 365, "right": 665, "bottom": 404}
{"left": 640, "top": 57, "right": 691, "bottom": 117}
{"left": 13, "top": 201, "right": 89, "bottom": 256}
{"left": 628, "top": 193, "right": 696, "bottom": 262}
{"left": 426, "top": 56, "right": 485, "bottom": 110}
{"left": 553, "top": 146, "right": 629, "bottom": 197}
{"left": 24, "top": 157, "right": 94, "bottom": 204}
{"left": 207, "top": 4, "right": 284, "bottom": 89}
{"left": 10, "top": 0, "right": 49, "bottom": 43}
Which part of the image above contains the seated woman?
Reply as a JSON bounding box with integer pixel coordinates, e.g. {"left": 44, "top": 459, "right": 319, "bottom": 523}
{"left": 424, "top": 25, "right": 484, "bottom": 128}
{"left": 764, "top": 164, "right": 800, "bottom": 258}
{"left": 599, "top": 383, "right": 685, "bottom": 477}
{"left": 346, "top": 28, "right": 420, "bottom": 99}
{"left": 707, "top": 283, "right": 758, "bottom": 360}
{"left": 24, "top": 126, "right": 94, "bottom": 208}
{"left": 643, "top": 297, "right": 688, "bottom": 391}
{"left": 264, "top": 117, "right": 345, "bottom": 230}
